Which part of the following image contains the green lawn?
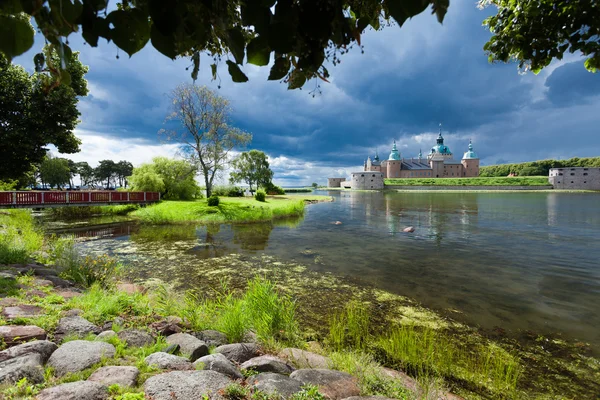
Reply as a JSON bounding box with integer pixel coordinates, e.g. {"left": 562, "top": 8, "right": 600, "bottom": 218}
{"left": 384, "top": 176, "right": 550, "bottom": 186}
{"left": 130, "top": 195, "right": 332, "bottom": 224}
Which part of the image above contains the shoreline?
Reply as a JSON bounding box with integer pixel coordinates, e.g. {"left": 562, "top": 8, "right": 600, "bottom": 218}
{"left": 324, "top": 187, "right": 598, "bottom": 193}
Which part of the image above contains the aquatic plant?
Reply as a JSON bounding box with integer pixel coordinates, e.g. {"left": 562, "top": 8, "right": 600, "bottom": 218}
{"left": 0, "top": 209, "right": 44, "bottom": 264}
{"left": 327, "top": 301, "right": 371, "bottom": 351}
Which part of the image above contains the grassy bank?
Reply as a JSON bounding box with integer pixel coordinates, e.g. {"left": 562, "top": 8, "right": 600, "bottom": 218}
{"left": 130, "top": 195, "right": 331, "bottom": 224}
{"left": 384, "top": 176, "right": 549, "bottom": 186}
{"left": 46, "top": 205, "right": 140, "bottom": 219}
{"left": 0, "top": 210, "right": 44, "bottom": 264}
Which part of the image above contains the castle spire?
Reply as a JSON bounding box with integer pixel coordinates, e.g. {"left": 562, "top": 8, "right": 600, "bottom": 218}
{"left": 418, "top": 149, "right": 422, "bottom": 160}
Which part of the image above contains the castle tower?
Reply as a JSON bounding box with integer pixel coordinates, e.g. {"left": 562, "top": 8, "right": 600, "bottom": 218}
{"left": 387, "top": 141, "right": 402, "bottom": 178}
{"left": 428, "top": 123, "right": 453, "bottom": 161}
{"left": 461, "top": 140, "right": 480, "bottom": 177}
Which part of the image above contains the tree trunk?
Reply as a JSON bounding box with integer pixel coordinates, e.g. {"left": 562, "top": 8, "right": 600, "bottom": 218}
{"left": 204, "top": 171, "right": 211, "bottom": 197}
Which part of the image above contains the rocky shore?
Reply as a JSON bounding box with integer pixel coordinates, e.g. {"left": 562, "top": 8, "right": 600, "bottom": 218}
{"left": 0, "top": 262, "right": 463, "bottom": 400}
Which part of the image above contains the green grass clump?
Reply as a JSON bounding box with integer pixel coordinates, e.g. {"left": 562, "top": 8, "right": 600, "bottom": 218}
{"left": 207, "top": 195, "right": 220, "bottom": 206}
{"left": 47, "top": 204, "right": 139, "bottom": 219}
{"left": 327, "top": 301, "right": 370, "bottom": 351}
{"left": 255, "top": 190, "right": 266, "bottom": 202}
{"left": 384, "top": 176, "right": 550, "bottom": 186}
{"left": 0, "top": 210, "right": 44, "bottom": 264}
{"left": 130, "top": 196, "right": 331, "bottom": 224}
{"left": 378, "top": 324, "right": 522, "bottom": 395}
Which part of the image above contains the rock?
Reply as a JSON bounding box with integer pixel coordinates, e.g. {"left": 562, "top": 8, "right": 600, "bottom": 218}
{"left": 36, "top": 381, "right": 108, "bottom": 400}
{"left": 163, "top": 344, "right": 180, "bottom": 354}
{"left": 380, "top": 367, "right": 421, "bottom": 396}
{"left": 243, "top": 330, "right": 259, "bottom": 343}
{"left": 342, "top": 397, "right": 395, "bottom": 400}
{"left": 241, "top": 355, "right": 294, "bottom": 375}
{"left": 44, "top": 276, "right": 73, "bottom": 288}
{"left": 0, "top": 353, "right": 44, "bottom": 384}
{"left": 95, "top": 330, "right": 117, "bottom": 341}
{"left": 0, "top": 340, "right": 57, "bottom": 363}
{"left": 290, "top": 369, "right": 361, "bottom": 400}
{"left": 402, "top": 226, "right": 415, "bottom": 233}
{"left": 31, "top": 268, "right": 59, "bottom": 277}
{"left": 166, "top": 333, "right": 208, "bottom": 362}
{"left": 24, "top": 289, "right": 47, "bottom": 299}
{"left": 280, "top": 348, "right": 332, "bottom": 369}
{"left": 193, "top": 353, "right": 243, "bottom": 380}
{"left": 57, "top": 290, "right": 81, "bottom": 299}
{"left": 55, "top": 316, "right": 101, "bottom": 341}
{"left": 0, "top": 297, "right": 19, "bottom": 307}
{"left": 0, "top": 325, "right": 46, "bottom": 346}
{"left": 144, "top": 352, "right": 193, "bottom": 370}
{"left": 150, "top": 316, "right": 184, "bottom": 336}
{"left": 143, "top": 370, "right": 231, "bottom": 400}
{"left": 88, "top": 366, "right": 139, "bottom": 387}
{"left": 33, "top": 278, "right": 54, "bottom": 287}
{"left": 62, "top": 308, "right": 84, "bottom": 317}
{"left": 0, "top": 271, "right": 17, "bottom": 279}
{"left": 113, "top": 316, "right": 125, "bottom": 326}
{"left": 2, "top": 305, "right": 44, "bottom": 320}
{"left": 213, "top": 343, "right": 260, "bottom": 363}
{"left": 248, "top": 372, "right": 304, "bottom": 399}
{"left": 47, "top": 340, "right": 116, "bottom": 376}
{"left": 196, "top": 329, "right": 228, "bottom": 347}
{"left": 116, "top": 283, "right": 145, "bottom": 294}
{"left": 335, "top": 221, "right": 343, "bottom": 225}
{"left": 117, "top": 329, "right": 154, "bottom": 347}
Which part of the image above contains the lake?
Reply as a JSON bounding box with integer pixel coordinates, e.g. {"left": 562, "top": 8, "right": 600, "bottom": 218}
{"left": 49, "top": 191, "right": 600, "bottom": 350}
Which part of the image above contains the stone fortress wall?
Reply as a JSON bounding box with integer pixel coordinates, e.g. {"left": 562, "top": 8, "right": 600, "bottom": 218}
{"left": 327, "top": 178, "right": 346, "bottom": 188}
{"left": 350, "top": 172, "right": 384, "bottom": 190}
{"left": 549, "top": 167, "right": 600, "bottom": 190}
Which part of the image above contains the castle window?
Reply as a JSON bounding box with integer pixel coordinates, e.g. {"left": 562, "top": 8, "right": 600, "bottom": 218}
{"left": 571, "top": 181, "right": 574, "bottom": 183}
{"left": 570, "top": 168, "right": 575, "bottom": 171}
{"left": 372, "top": 174, "right": 375, "bottom": 177}
{"left": 361, "top": 174, "right": 364, "bottom": 177}
{"left": 570, "top": 173, "right": 575, "bottom": 176}
{"left": 584, "top": 168, "right": 588, "bottom": 171}
{"left": 584, "top": 181, "right": 587, "bottom": 184}
{"left": 559, "top": 173, "right": 563, "bottom": 176}
{"left": 583, "top": 173, "right": 588, "bottom": 176}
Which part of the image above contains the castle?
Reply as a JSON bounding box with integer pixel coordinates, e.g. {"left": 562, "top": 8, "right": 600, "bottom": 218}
{"left": 364, "top": 126, "right": 480, "bottom": 178}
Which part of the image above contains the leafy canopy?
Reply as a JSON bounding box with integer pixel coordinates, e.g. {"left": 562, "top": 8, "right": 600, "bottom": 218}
{"left": 481, "top": 0, "right": 600, "bottom": 73}
{"left": 129, "top": 157, "right": 202, "bottom": 200}
{"left": 40, "top": 157, "right": 71, "bottom": 189}
{"left": 0, "top": 0, "right": 450, "bottom": 88}
{"left": 230, "top": 150, "right": 274, "bottom": 192}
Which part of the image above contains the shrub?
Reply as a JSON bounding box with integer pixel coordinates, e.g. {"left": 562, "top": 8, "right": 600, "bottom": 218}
{"left": 207, "top": 195, "right": 220, "bottom": 206}
{"left": 264, "top": 182, "right": 285, "bottom": 195}
{"left": 227, "top": 187, "right": 244, "bottom": 197}
{"left": 255, "top": 189, "right": 266, "bottom": 202}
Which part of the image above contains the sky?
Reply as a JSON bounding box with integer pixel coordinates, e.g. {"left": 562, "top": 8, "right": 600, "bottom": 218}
{"left": 14, "top": 0, "right": 600, "bottom": 187}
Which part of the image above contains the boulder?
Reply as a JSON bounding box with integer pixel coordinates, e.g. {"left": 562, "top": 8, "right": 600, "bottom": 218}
{"left": 88, "top": 366, "right": 139, "bottom": 387}
{"left": 31, "top": 268, "right": 59, "bottom": 277}
{"left": 56, "top": 290, "right": 82, "bottom": 300}
{"left": 36, "top": 381, "right": 108, "bottom": 400}
{"left": 150, "top": 318, "right": 183, "bottom": 336}
{"left": 0, "top": 297, "right": 20, "bottom": 306}
{"left": 55, "top": 316, "right": 101, "bottom": 341}
{"left": 342, "top": 397, "right": 395, "bottom": 400}
{"left": 0, "top": 271, "right": 17, "bottom": 279}
{"left": 0, "top": 353, "right": 44, "bottom": 384}
{"left": 62, "top": 308, "right": 84, "bottom": 317}
{"left": 166, "top": 333, "right": 208, "bottom": 361}
{"left": 47, "top": 340, "right": 116, "bottom": 376}
{"left": 143, "top": 370, "right": 231, "bottom": 400}
{"left": 0, "top": 340, "right": 57, "bottom": 363}
{"left": 2, "top": 305, "right": 44, "bottom": 320}
{"left": 0, "top": 325, "right": 46, "bottom": 346}
{"left": 280, "top": 348, "right": 332, "bottom": 369}
{"left": 43, "top": 276, "right": 73, "bottom": 288}
{"left": 290, "top": 369, "right": 361, "bottom": 399}
{"left": 117, "top": 329, "right": 154, "bottom": 347}
{"left": 380, "top": 367, "right": 421, "bottom": 396}
{"left": 95, "top": 330, "right": 117, "bottom": 341}
{"left": 144, "top": 352, "right": 193, "bottom": 370}
{"left": 196, "top": 329, "right": 228, "bottom": 347}
{"left": 248, "top": 372, "right": 304, "bottom": 399}
{"left": 402, "top": 226, "right": 415, "bottom": 233}
{"left": 213, "top": 343, "right": 260, "bottom": 363}
{"left": 24, "top": 289, "right": 47, "bottom": 299}
{"left": 241, "top": 355, "right": 294, "bottom": 375}
{"left": 193, "top": 353, "right": 243, "bottom": 379}
{"left": 33, "top": 278, "right": 54, "bottom": 287}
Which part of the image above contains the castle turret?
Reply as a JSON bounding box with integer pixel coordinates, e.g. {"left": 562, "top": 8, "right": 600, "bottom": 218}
{"left": 428, "top": 123, "right": 453, "bottom": 161}
{"left": 387, "top": 141, "right": 402, "bottom": 178}
{"left": 461, "top": 140, "right": 479, "bottom": 177}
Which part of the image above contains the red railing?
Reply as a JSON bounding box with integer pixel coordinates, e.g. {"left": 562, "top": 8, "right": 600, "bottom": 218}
{"left": 0, "top": 191, "right": 160, "bottom": 206}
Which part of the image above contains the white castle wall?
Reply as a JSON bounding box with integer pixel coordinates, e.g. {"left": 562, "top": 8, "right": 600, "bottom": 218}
{"left": 350, "top": 172, "right": 384, "bottom": 190}
{"left": 549, "top": 167, "right": 600, "bottom": 190}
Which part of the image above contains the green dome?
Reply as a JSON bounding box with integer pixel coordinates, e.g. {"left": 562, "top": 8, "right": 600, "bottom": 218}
{"left": 462, "top": 140, "right": 478, "bottom": 159}
{"left": 429, "top": 130, "right": 452, "bottom": 155}
{"left": 388, "top": 141, "right": 401, "bottom": 160}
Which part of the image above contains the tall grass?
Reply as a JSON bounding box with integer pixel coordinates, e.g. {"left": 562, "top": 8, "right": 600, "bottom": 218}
{"left": 0, "top": 210, "right": 44, "bottom": 264}
{"left": 327, "top": 301, "right": 371, "bottom": 351}
{"left": 47, "top": 205, "right": 139, "bottom": 219}
{"left": 378, "top": 324, "right": 522, "bottom": 394}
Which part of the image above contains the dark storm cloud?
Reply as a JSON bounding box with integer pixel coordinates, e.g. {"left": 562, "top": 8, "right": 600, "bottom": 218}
{"left": 545, "top": 62, "right": 600, "bottom": 107}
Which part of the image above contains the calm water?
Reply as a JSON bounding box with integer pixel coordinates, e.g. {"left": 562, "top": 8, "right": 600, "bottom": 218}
{"left": 52, "top": 191, "right": 600, "bottom": 348}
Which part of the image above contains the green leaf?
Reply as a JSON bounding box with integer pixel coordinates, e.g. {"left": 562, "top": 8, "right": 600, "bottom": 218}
{"left": 34, "top": 52, "right": 45, "bottom": 72}
{"left": 211, "top": 63, "right": 217, "bottom": 80}
{"left": 191, "top": 52, "right": 200, "bottom": 81}
{"left": 150, "top": 24, "right": 177, "bottom": 59}
{"left": 226, "top": 27, "right": 246, "bottom": 65}
{"left": 0, "top": 14, "right": 34, "bottom": 60}
{"left": 386, "top": 0, "right": 429, "bottom": 27}
{"left": 227, "top": 60, "right": 249, "bottom": 82}
{"left": 287, "top": 69, "right": 306, "bottom": 89}
{"left": 107, "top": 9, "right": 150, "bottom": 57}
{"left": 246, "top": 36, "right": 270, "bottom": 66}
{"left": 431, "top": 0, "right": 449, "bottom": 23}
{"left": 268, "top": 56, "right": 290, "bottom": 80}
{"left": 60, "top": 68, "right": 72, "bottom": 86}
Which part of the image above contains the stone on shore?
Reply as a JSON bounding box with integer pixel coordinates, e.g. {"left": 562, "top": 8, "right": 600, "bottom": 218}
{"left": 0, "top": 340, "right": 57, "bottom": 363}
{"left": 2, "top": 305, "right": 44, "bottom": 320}
{"left": 47, "top": 340, "right": 116, "bottom": 376}
{"left": 32, "top": 278, "right": 54, "bottom": 287}
{"left": 166, "top": 333, "right": 208, "bottom": 362}
{"left": 213, "top": 343, "right": 260, "bottom": 363}
{"left": 342, "top": 397, "right": 395, "bottom": 400}
{"left": 290, "top": 369, "right": 361, "bottom": 399}
{"left": 193, "top": 353, "right": 243, "bottom": 379}
{"left": 88, "top": 366, "right": 139, "bottom": 387}
{"left": 116, "top": 283, "right": 145, "bottom": 294}
{"left": 0, "top": 297, "right": 20, "bottom": 307}
{"left": 0, "top": 353, "right": 44, "bottom": 384}
{"left": 95, "top": 330, "right": 117, "bottom": 341}
{"left": 0, "top": 325, "right": 46, "bottom": 346}
{"left": 402, "top": 226, "right": 415, "bottom": 233}
{"left": 43, "top": 275, "right": 73, "bottom": 287}
{"left": 248, "top": 372, "right": 304, "bottom": 398}
{"left": 56, "top": 290, "right": 81, "bottom": 300}
{"left": 36, "top": 381, "right": 108, "bottom": 400}
{"left": 0, "top": 271, "right": 17, "bottom": 279}
{"left": 280, "top": 348, "right": 332, "bottom": 369}
{"left": 144, "top": 352, "right": 193, "bottom": 370}
{"left": 150, "top": 316, "right": 184, "bottom": 336}
{"left": 196, "top": 329, "right": 228, "bottom": 347}
{"left": 143, "top": 370, "right": 231, "bottom": 400}
{"left": 380, "top": 367, "right": 422, "bottom": 396}
{"left": 55, "top": 316, "right": 101, "bottom": 341}
{"left": 62, "top": 308, "right": 84, "bottom": 317}
{"left": 117, "top": 329, "right": 154, "bottom": 347}
{"left": 241, "top": 355, "right": 294, "bottom": 375}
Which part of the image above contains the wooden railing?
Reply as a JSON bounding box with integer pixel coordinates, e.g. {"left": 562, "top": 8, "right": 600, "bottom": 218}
{"left": 0, "top": 191, "right": 160, "bottom": 207}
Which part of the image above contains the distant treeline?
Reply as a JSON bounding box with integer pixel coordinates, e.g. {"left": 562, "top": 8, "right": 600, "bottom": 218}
{"left": 480, "top": 157, "right": 600, "bottom": 177}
